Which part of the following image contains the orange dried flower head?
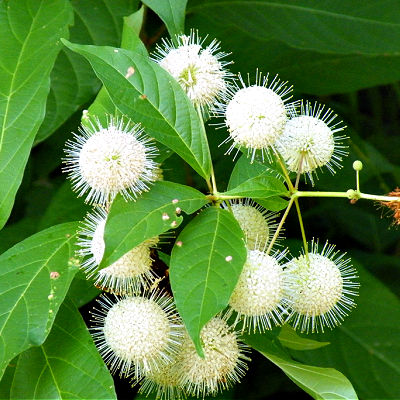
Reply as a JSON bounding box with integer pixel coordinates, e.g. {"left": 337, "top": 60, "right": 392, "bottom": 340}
{"left": 382, "top": 188, "right": 400, "bottom": 225}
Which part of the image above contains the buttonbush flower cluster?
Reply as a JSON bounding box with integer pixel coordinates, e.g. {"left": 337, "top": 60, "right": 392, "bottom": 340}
{"left": 60, "top": 28, "right": 400, "bottom": 400}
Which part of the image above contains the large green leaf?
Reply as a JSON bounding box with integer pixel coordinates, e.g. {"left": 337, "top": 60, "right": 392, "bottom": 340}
{"left": 291, "top": 264, "right": 400, "bottom": 399}
{"left": 142, "top": 0, "right": 187, "bottom": 38}
{"left": 244, "top": 332, "right": 358, "bottom": 400}
{"left": 188, "top": 1, "right": 400, "bottom": 55}
{"left": 101, "top": 181, "right": 208, "bottom": 268}
{"left": 0, "top": 222, "right": 79, "bottom": 378}
{"left": 35, "top": 0, "right": 139, "bottom": 143}
{"left": 186, "top": 4, "right": 400, "bottom": 94}
{"left": 0, "top": 0, "right": 73, "bottom": 230}
{"left": 62, "top": 40, "right": 212, "bottom": 179}
{"left": 170, "top": 207, "right": 247, "bottom": 355}
{"left": 10, "top": 299, "right": 116, "bottom": 400}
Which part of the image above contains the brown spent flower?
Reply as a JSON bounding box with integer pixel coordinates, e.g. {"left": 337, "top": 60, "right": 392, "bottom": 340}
{"left": 381, "top": 188, "right": 400, "bottom": 225}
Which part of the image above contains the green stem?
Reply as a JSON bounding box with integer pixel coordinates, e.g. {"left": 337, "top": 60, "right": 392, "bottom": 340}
{"left": 196, "top": 105, "right": 218, "bottom": 195}
{"left": 294, "top": 199, "right": 309, "bottom": 260}
{"left": 266, "top": 196, "right": 295, "bottom": 254}
{"left": 294, "top": 190, "right": 400, "bottom": 202}
{"left": 356, "top": 170, "right": 360, "bottom": 192}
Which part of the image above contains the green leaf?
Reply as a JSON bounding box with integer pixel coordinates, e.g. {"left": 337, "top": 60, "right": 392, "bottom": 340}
{"left": 170, "top": 207, "right": 247, "bottom": 355}
{"left": 278, "top": 325, "right": 330, "bottom": 351}
{"left": 186, "top": 5, "right": 400, "bottom": 95}
{"left": 122, "top": 6, "right": 148, "bottom": 55}
{"left": 228, "top": 155, "right": 288, "bottom": 211}
{"left": 290, "top": 263, "right": 400, "bottom": 399}
{"left": 101, "top": 181, "right": 208, "bottom": 268}
{"left": 223, "top": 175, "right": 289, "bottom": 199}
{"left": 0, "top": 0, "right": 73, "bottom": 229}
{"left": 84, "top": 5, "right": 148, "bottom": 127}
{"left": 142, "top": 0, "right": 187, "bottom": 38}
{"left": 0, "top": 222, "right": 79, "bottom": 379}
{"left": 35, "top": 0, "right": 139, "bottom": 143}
{"left": 244, "top": 333, "right": 358, "bottom": 400}
{"left": 10, "top": 299, "right": 116, "bottom": 400}
{"left": 0, "top": 356, "right": 18, "bottom": 399}
{"left": 62, "top": 40, "right": 212, "bottom": 179}
{"left": 188, "top": 0, "right": 400, "bottom": 56}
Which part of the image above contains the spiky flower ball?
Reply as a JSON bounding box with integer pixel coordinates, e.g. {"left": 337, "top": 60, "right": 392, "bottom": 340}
{"left": 77, "top": 208, "right": 159, "bottom": 295}
{"left": 91, "top": 292, "right": 183, "bottom": 378}
{"left": 63, "top": 117, "right": 158, "bottom": 205}
{"left": 153, "top": 31, "right": 232, "bottom": 113}
{"left": 226, "top": 199, "right": 278, "bottom": 250}
{"left": 228, "top": 250, "right": 288, "bottom": 332}
{"left": 217, "top": 72, "right": 293, "bottom": 161}
{"left": 276, "top": 101, "right": 348, "bottom": 182}
{"left": 137, "top": 358, "right": 184, "bottom": 400}
{"left": 177, "top": 317, "right": 250, "bottom": 397}
{"left": 283, "top": 241, "right": 359, "bottom": 333}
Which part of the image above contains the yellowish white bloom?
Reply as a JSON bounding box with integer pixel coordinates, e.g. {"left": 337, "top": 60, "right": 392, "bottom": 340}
{"left": 153, "top": 31, "right": 232, "bottom": 114}
{"left": 63, "top": 117, "right": 158, "bottom": 205}
{"left": 276, "top": 101, "right": 348, "bottom": 183}
{"left": 228, "top": 249, "right": 288, "bottom": 332}
{"left": 217, "top": 71, "right": 293, "bottom": 161}
{"left": 91, "top": 292, "right": 183, "bottom": 378}
{"left": 177, "top": 317, "right": 250, "bottom": 397}
{"left": 283, "top": 240, "right": 359, "bottom": 333}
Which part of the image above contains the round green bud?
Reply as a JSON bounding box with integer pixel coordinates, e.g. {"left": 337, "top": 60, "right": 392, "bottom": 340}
{"left": 352, "top": 160, "right": 363, "bottom": 171}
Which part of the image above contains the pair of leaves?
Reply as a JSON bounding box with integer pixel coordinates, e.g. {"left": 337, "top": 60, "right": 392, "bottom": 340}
{"left": 0, "top": 0, "right": 73, "bottom": 230}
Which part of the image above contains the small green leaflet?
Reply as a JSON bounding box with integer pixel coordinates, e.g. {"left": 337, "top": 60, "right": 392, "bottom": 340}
{"left": 278, "top": 325, "right": 330, "bottom": 351}
{"left": 170, "top": 207, "right": 247, "bottom": 355}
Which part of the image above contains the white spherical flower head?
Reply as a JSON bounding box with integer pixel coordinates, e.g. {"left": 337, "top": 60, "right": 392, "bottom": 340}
{"left": 228, "top": 249, "right": 288, "bottom": 332}
{"left": 137, "top": 358, "right": 184, "bottom": 400}
{"left": 227, "top": 199, "right": 279, "bottom": 250}
{"left": 77, "top": 208, "right": 159, "bottom": 295}
{"left": 153, "top": 31, "right": 232, "bottom": 112}
{"left": 218, "top": 72, "right": 293, "bottom": 162}
{"left": 91, "top": 292, "right": 183, "bottom": 378}
{"left": 63, "top": 117, "right": 158, "bottom": 205}
{"left": 177, "top": 317, "right": 250, "bottom": 397}
{"left": 283, "top": 241, "right": 359, "bottom": 333}
{"left": 276, "top": 101, "right": 348, "bottom": 183}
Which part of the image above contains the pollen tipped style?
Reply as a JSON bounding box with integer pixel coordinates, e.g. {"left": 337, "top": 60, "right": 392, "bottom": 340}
{"left": 63, "top": 117, "right": 158, "bottom": 205}
{"left": 228, "top": 249, "right": 288, "bottom": 333}
{"left": 152, "top": 30, "right": 232, "bottom": 114}
{"left": 77, "top": 207, "right": 159, "bottom": 295}
{"left": 276, "top": 101, "right": 348, "bottom": 183}
{"left": 91, "top": 292, "right": 184, "bottom": 379}
{"left": 216, "top": 71, "right": 294, "bottom": 162}
{"left": 283, "top": 240, "right": 359, "bottom": 333}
